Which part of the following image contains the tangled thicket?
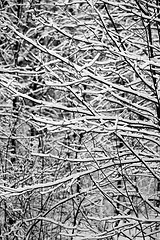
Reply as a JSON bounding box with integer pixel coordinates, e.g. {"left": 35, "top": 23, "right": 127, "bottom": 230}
{"left": 0, "top": 0, "right": 160, "bottom": 239}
